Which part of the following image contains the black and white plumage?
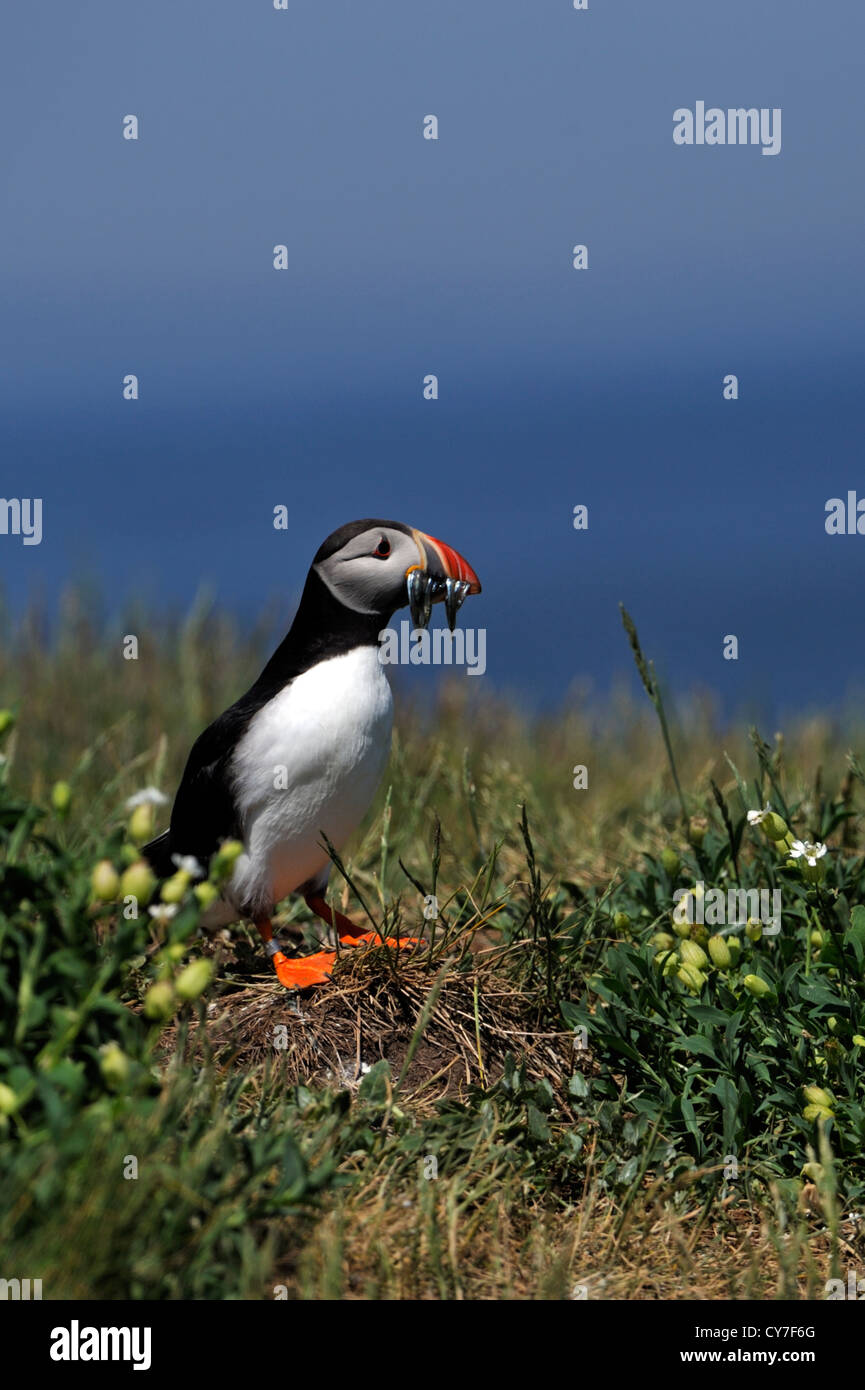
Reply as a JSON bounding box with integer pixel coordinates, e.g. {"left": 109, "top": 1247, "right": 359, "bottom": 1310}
{"left": 144, "top": 519, "right": 481, "bottom": 988}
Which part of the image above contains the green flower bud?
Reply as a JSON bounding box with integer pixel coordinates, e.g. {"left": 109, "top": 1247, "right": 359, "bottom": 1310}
{"left": 160, "top": 871, "right": 190, "bottom": 904}
{"left": 823, "top": 1038, "right": 843, "bottom": 1070}
{"left": 613, "top": 911, "right": 631, "bottom": 932}
{"left": 128, "top": 802, "right": 156, "bottom": 845}
{"left": 0, "top": 1082, "right": 18, "bottom": 1115}
{"left": 803, "top": 1103, "right": 833, "bottom": 1122}
{"left": 800, "top": 859, "right": 825, "bottom": 886}
{"left": 801, "top": 1161, "right": 824, "bottom": 1182}
{"left": 0, "top": 710, "right": 15, "bottom": 737}
{"left": 727, "top": 934, "right": 742, "bottom": 962}
{"left": 163, "top": 942, "right": 185, "bottom": 963}
{"left": 677, "top": 962, "right": 706, "bottom": 994}
{"left": 175, "top": 958, "right": 213, "bottom": 1001}
{"left": 651, "top": 931, "right": 676, "bottom": 951}
{"left": 99, "top": 1042, "right": 131, "bottom": 1090}
{"left": 91, "top": 859, "right": 120, "bottom": 902}
{"left": 688, "top": 817, "right": 708, "bottom": 847}
{"left": 143, "top": 980, "right": 176, "bottom": 1021}
{"left": 210, "top": 839, "right": 244, "bottom": 883}
{"left": 659, "top": 950, "right": 680, "bottom": 977}
{"left": 743, "top": 974, "right": 772, "bottom": 999}
{"left": 119, "top": 860, "right": 156, "bottom": 907}
{"left": 761, "top": 812, "right": 789, "bottom": 842}
{"left": 746, "top": 918, "right": 763, "bottom": 943}
{"left": 194, "top": 881, "right": 219, "bottom": 910}
{"left": 810, "top": 929, "right": 824, "bottom": 950}
{"left": 661, "top": 848, "right": 681, "bottom": 879}
{"left": 680, "top": 939, "right": 710, "bottom": 971}
{"left": 672, "top": 916, "right": 693, "bottom": 939}
{"left": 691, "top": 923, "right": 709, "bottom": 947}
{"left": 707, "top": 935, "right": 732, "bottom": 969}
{"left": 802, "top": 1085, "right": 834, "bottom": 1111}
{"left": 51, "top": 780, "right": 72, "bottom": 816}
{"left": 216, "top": 839, "right": 243, "bottom": 866}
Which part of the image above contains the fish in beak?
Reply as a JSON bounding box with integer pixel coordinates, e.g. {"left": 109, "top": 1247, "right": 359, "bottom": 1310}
{"left": 406, "top": 530, "right": 482, "bottom": 632}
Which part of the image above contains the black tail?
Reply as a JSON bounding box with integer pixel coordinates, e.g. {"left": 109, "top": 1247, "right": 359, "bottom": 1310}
{"left": 142, "top": 829, "right": 174, "bottom": 878}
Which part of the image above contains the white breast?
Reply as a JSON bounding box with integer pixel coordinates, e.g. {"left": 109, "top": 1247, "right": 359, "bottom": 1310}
{"left": 226, "top": 646, "right": 393, "bottom": 917}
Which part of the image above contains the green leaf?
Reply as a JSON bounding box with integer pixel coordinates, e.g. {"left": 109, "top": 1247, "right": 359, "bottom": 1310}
{"left": 358, "top": 1059, "right": 391, "bottom": 1103}
{"left": 568, "top": 1072, "right": 589, "bottom": 1099}
{"left": 670, "top": 1035, "right": 719, "bottom": 1062}
{"left": 276, "top": 1137, "right": 307, "bottom": 1198}
{"left": 848, "top": 906, "right": 865, "bottom": 968}
{"left": 686, "top": 1005, "right": 731, "bottom": 1027}
{"left": 679, "top": 1096, "right": 702, "bottom": 1149}
{"left": 526, "top": 1104, "right": 551, "bottom": 1142}
{"left": 710, "top": 1076, "right": 740, "bottom": 1151}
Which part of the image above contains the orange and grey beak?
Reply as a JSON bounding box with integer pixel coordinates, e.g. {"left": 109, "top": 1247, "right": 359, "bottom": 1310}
{"left": 414, "top": 530, "right": 482, "bottom": 595}
{"left": 407, "top": 529, "right": 482, "bottom": 631}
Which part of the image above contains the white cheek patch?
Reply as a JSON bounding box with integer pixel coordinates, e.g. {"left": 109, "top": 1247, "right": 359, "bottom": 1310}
{"left": 316, "top": 534, "right": 416, "bottom": 616}
{"left": 314, "top": 559, "right": 381, "bottom": 616}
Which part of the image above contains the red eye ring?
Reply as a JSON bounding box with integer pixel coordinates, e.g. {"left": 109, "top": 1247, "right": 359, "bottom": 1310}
{"left": 372, "top": 536, "right": 391, "bottom": 558}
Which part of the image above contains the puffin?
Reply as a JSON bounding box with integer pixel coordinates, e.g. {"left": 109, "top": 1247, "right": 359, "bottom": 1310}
{"left": 143, "top": 519, "right": 481, "bottom": 988}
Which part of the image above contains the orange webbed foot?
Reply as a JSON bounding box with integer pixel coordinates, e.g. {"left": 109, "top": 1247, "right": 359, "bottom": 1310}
{"left": 272, "top": 948, "right": 337, "bottom": 989}
{"left": 303, "top": 893, "right": 420, "bottom": 955}
{"left": 338, "top": 930, "right": 421, "bottom": 950}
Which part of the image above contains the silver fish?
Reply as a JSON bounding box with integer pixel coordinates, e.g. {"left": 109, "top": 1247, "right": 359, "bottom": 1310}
{"left": 407, "top": 569, "right": 433, "bottom": 630}
{"left": 444, "top": 578, "right": 471, "bottom": 632}
{"left": 407, "top": 570, "right": 470, "bottom": 632}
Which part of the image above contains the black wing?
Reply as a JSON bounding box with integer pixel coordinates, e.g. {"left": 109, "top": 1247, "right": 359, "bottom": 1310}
{"left": 142, "top": 592, "right": 328, "bottom": 878}
{"left": 143, "top": 697, "right": 266, "bottom": 876}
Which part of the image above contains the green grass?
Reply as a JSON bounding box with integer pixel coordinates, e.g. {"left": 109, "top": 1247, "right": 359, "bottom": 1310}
{"left": 1, "top": 589, "right": 865, "bottom": 1299}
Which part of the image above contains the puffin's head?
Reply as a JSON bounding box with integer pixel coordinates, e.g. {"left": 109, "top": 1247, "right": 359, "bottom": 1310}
{"left": 312, "top": 519, "right": 481, "bottom": 629}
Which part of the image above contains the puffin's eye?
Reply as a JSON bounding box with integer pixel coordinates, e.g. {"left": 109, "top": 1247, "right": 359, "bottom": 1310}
{"left": 372, "top": 536, "right": 391, "bottom": 558}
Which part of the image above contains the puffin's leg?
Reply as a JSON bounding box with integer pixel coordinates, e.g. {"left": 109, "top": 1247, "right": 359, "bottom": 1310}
{"left": 303, "top": 893, "right": 419, "bottom": 950}
{"left": 255, "top": 917, "right": 336, "bottom": 988}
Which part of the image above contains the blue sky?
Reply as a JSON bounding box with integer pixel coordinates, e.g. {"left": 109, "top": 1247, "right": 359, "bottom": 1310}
{"left": 1, "top": 1, "right": 863, "bottom": 719}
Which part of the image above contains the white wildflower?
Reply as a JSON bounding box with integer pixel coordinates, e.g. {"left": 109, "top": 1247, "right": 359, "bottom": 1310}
{"left": 789, "top": 840, "right": 827, "bottom": 868}
{"left": 171, "top": 854, "right": 204, "bottom": 879}
{"left": 148, "top": 903, "right": 178, "bottom": 926}
{"left": 126, "top": 787, "right": 168, "bottom": 811}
